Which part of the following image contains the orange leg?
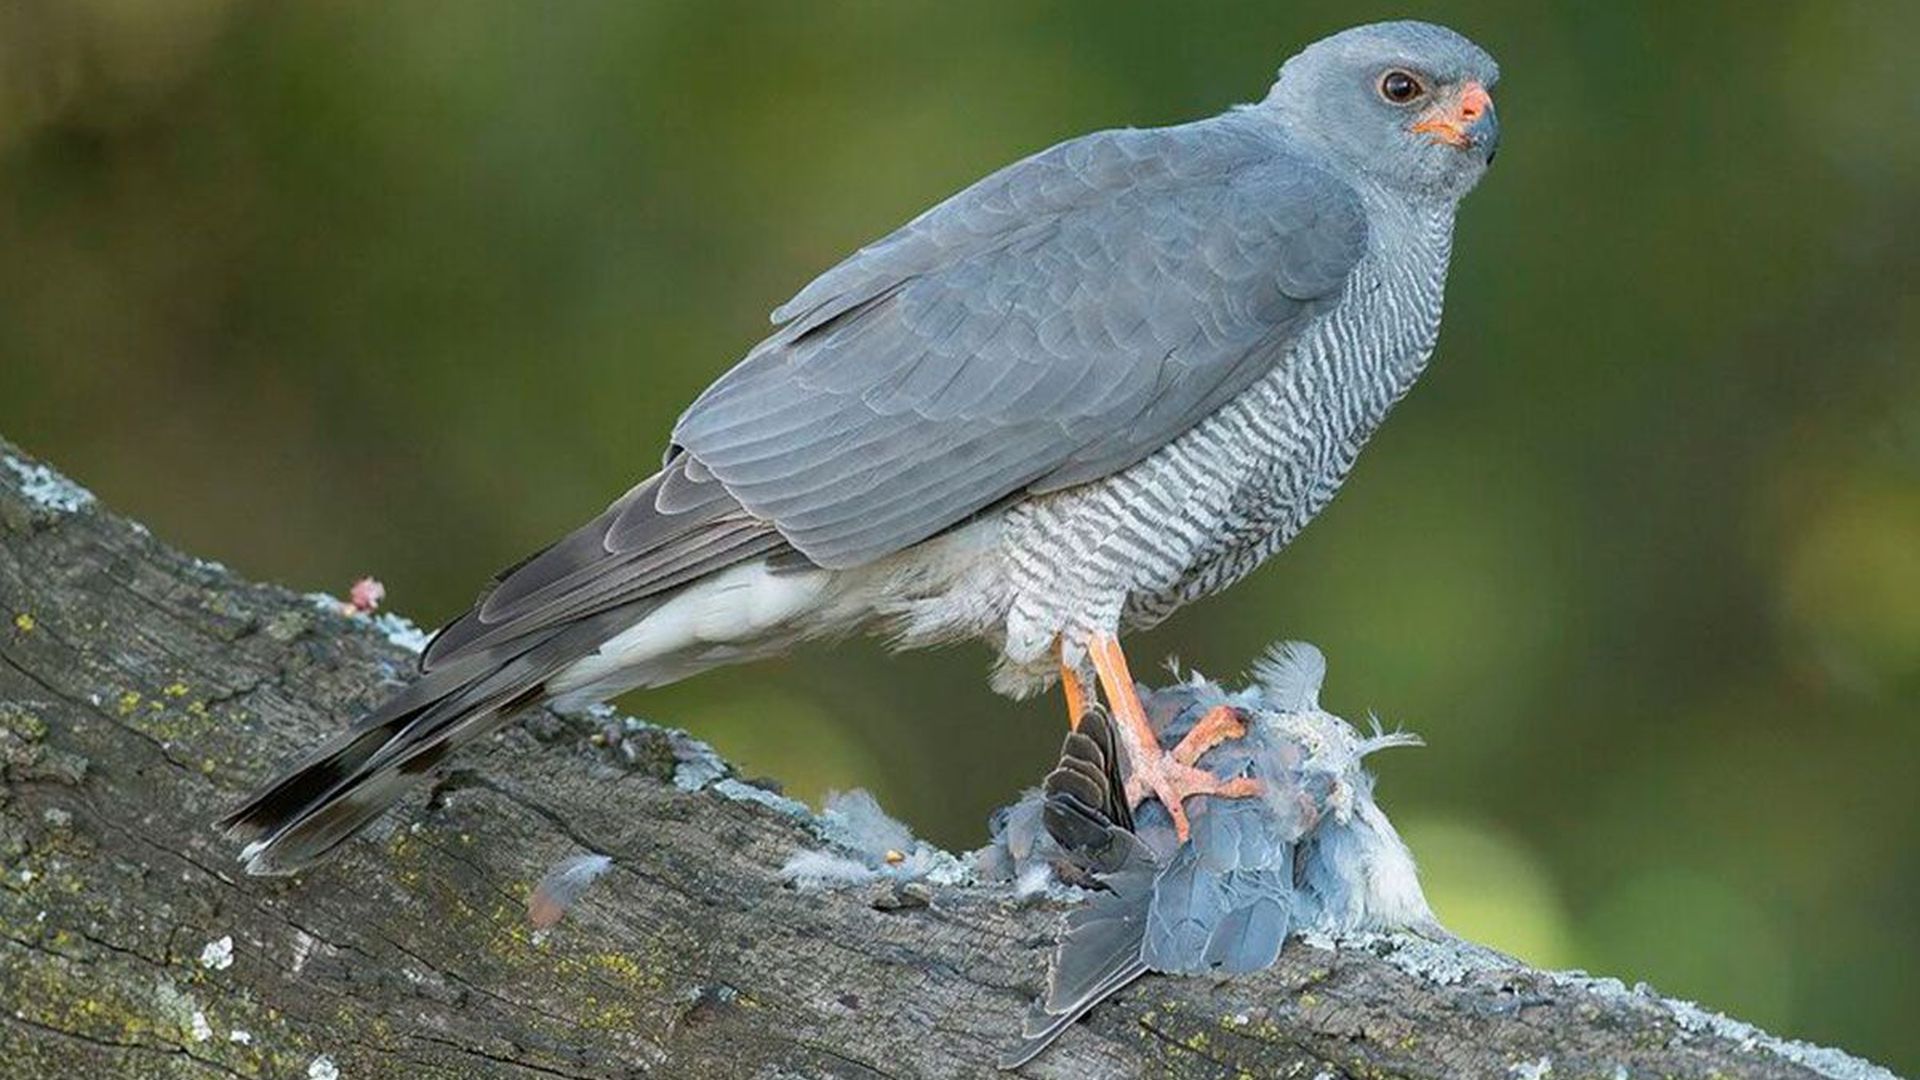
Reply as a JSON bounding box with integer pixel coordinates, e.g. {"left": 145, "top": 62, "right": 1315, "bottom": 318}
{"left": 1085, "top": 633, "right": 1261, "bottom": 840}
{"left": 1057, "top": 640, "right": 1089, "bottom": 730}
{"left": 1083, "top": 632, "right": 1157, "bottom": 751}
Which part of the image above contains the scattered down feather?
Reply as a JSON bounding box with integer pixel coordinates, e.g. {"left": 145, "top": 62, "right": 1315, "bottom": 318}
{"left": 779, "top": 789, "right": 969, "bottom": 889}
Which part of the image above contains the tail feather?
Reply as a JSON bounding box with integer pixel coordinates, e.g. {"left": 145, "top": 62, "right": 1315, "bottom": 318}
{"left": 220, "top": 602, "right": 655, "bottom": 875}
{"left": 1000, "top": 955, "right": 1148, "bottom": 1069}
{"left": 225, "top": 455, "right": 797, "bottom": 875}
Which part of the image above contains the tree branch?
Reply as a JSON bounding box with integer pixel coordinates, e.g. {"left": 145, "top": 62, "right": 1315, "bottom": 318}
{"left": 0, "top": 436, "right": 1897, "bottom": 1080}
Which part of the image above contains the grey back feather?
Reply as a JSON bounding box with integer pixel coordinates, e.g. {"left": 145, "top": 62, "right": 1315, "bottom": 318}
{"left": 1141, "top": 693, "right": 1302, "bottom": 975}
{"left": 674, "top": 117, "right": 1367, "bottom": 568}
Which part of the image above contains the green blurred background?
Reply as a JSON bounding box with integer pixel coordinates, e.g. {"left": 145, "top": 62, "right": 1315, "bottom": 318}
{"left": 2, "top": 0, "right": 1915, "bottom": 1069}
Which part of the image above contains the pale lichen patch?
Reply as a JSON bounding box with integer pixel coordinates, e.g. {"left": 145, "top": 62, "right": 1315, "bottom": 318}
{"left": 2, "top": 456, "right": 96, "bottom": 514}
{"left": 199, "top": 935, "right": 234, "bottom": 971}
{"left": 303, "top": 592, "right": 432, "bottom": 654}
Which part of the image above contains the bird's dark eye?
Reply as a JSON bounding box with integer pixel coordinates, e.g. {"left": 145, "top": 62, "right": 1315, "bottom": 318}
{"left": 1379, "top": 70, "right": 1424, "bottom": 104}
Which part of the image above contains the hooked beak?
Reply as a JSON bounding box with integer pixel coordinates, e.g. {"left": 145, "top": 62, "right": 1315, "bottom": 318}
{"left": 1411, "top": 81, "right": 1499, "bottom": 163}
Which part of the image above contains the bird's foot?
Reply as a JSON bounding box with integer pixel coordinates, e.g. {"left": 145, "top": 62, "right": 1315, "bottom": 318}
{"left": 1121, "top": 745, "right": 1262, "bottom": 840}
{"left": 1084, "top": 634, "right": 1263, "bottom": 840}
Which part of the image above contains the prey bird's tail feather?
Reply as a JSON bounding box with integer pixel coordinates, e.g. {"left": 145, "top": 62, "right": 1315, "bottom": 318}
{"left": 1000, "top": 707, "right": 1156, "bottom": 1070}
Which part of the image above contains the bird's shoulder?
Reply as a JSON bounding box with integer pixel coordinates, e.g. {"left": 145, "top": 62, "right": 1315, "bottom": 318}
{"left": 770, "top": 113, "right": 1367, "bottom": 337}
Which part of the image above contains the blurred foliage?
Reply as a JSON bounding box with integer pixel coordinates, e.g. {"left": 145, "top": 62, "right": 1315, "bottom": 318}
{"left": 1, "top": 0, "right": 1915, "bottom": 1068}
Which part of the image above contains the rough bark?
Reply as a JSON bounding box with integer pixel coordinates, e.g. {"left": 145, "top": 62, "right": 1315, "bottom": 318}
{"left": 0, "top": 436, "right": 1898, "bottom": 1080}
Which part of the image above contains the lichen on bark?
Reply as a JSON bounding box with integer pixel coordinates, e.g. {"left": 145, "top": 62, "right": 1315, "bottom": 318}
{"left": 0, "top": 437, "right": 1897, "bottom": 1080}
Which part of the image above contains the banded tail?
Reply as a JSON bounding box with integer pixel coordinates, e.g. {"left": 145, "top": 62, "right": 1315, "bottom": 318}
{"left": 221, "top": 457, "right": 796, "bottom": 874}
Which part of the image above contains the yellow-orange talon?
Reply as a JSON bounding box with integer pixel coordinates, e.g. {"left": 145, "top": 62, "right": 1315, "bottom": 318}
{"left": 1058, "top": 639, "right": 1089, "bottom": 729}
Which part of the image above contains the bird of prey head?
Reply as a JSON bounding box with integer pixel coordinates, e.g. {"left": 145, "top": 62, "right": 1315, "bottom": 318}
{"left": 1264, "top": 20, "right": 1500, "bottom": 198}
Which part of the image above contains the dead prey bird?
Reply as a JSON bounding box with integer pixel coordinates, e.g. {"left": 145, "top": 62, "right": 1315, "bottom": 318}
{"left": 222, "top": 21, "right": 1499, "bottom": 872}
{"left": 990, "top": 642, "right": 1432, "bottom": 1068}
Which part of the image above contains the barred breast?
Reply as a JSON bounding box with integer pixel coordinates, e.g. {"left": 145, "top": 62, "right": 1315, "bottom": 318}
{"left": 995, "top": 195, "right": 1455, "bottom": 689}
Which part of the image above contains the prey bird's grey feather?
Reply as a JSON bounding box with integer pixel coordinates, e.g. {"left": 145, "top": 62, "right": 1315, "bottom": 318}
{"left": 223, "top": 20, "right": 1500, "bottom": 874}
{"left": 996, "top": 643, "right": 1433, "bottom": 1069}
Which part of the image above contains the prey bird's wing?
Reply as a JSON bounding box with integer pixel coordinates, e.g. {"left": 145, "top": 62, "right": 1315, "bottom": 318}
{"left": 1000, "top": 709, "right": 1158, "bottom": 1069}
{"left": 1001, "top": 869, "right": 1155, "bottom": 1070}
{"left": 1144, "top": 719, "right": 1297, "bottom": 975}
{"left": 1042, "top": 704, "right": 1137, "bottom": 863}
{"left": 674, "top": 118, "right": 1368, "bottom": 569}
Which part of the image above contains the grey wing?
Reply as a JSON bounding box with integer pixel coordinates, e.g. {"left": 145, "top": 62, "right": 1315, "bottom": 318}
{"left": 1143, "top": 710, "right": 1298, "bottom": 975}
{"left": 418, "top": 456, "right": 793, "bottom": 672}
{"left": 675, "top": 120, "right": 1368, "bottom": 569}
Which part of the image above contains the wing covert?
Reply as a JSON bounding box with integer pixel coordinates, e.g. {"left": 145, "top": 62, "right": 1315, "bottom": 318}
{"left": 674, "top": 117, "right": 1367, "bottom": 569}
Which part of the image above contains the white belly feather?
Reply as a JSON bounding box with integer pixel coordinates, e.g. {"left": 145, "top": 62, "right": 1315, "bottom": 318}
{"left": 546, "top": 562, "right": 832, "bottom": 707}
{"left": 544, "top": 516, "right": 1009, "bottom": 709}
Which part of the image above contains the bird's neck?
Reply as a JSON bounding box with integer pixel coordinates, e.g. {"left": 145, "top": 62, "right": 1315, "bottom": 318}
{"left": 1356, "top": 186, "right": 1459, "bottom": 394}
